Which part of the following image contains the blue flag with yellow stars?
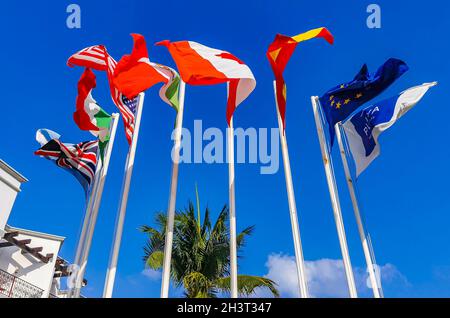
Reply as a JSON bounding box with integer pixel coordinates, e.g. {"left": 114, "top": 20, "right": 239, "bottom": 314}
{"left": 319, "top": 58, "right": 409, "bottom": 146}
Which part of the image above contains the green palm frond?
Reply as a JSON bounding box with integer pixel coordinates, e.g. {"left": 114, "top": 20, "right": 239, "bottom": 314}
{"left": 141, "top": 188, "right": 279, "bottom": 298}
{"left": 146, "top": 250, "right": 164, "bottom": 269}
{"left": 216, "top": 275, "right": 280, "bottom": 298}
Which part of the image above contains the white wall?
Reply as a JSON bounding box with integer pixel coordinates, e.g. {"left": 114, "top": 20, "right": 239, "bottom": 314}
{"left": 0, "top": 161, "right": 27, "bottom": 233}
{"left": 0, "top": 229, "right": 63, "bottom": 298}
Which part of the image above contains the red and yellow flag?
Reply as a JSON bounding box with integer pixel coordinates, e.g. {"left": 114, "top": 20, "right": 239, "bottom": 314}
{"left": 267, "top": 27, "right": 334, "bottom": 130}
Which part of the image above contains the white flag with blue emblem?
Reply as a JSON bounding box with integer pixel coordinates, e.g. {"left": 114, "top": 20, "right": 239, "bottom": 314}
{"left": 342, "top": 82, "right": 437, "bottom": 177}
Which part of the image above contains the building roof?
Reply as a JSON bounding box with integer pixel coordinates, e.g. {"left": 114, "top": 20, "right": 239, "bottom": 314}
{"left": 5, "top": 225, "right": 65, "bottom": 243}
{"left": 0, "top": 159, "right": 28, "bottom": 183}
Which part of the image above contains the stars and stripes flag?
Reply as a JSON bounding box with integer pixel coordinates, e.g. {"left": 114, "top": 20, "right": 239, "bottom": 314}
{"left": 34, "top": 129, "right": 99, "bottom": 196}
{"left": 157, "top": 40, "right": 256, "bottom": 124}
{"left": 67, "top": 45, "right": 108, "bottom": 71}
{"left": 68, "top": 45, "right": 139, "bottom": 144}
{"left": 69, "top": 36, "right": 181, "bottom": 144}
{"left": 267, "top": 27, "right": 334, "bottom": 130}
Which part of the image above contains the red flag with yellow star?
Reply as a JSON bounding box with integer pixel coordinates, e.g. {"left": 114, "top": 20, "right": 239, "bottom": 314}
{"left": 267, "top": 27, "right": 334, "bottom": 130}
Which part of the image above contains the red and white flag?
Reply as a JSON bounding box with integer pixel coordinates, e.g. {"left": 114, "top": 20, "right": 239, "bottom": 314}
{"left": 68, "top": 45, "right": 108, "bottom": 71}
{"left": 157, "top": 40, "right": 256, "bottom": 124}
{"left": 68, "top": 45, "right": 138, "bottom": 144}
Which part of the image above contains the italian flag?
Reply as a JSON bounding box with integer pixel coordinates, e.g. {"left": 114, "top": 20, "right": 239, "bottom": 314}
{"left": 75, "top": 68, "right": 112, "bottom": 159}
{"left": 113, "top": 34, "right": 180, "bottom": 111}
{"left": 157, "top": 40, "right": 256, "bottom": 124}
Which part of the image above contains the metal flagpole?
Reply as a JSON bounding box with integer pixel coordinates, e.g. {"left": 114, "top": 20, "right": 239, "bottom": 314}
{"left": 335, "top": 122, "right": 382, "bottom": 298}
{"left": 272, "top": 81, "right": 309, "bottom": 298}
{"left": 69, "top": 144, "right": 103, "bottom": 298}
{"left": 160, "top": 81, "right": 186, "bottom": 298}
{"left": 103, "top": 93, "right": 145, "bottom": 298}
{"left": 310, "top": 96, "right": 358, "bottom": 298}
{"left": 227, "top": 117, "right": 238, "bottom": 298}
{"left": 72, "top": 113, "right": 120, "bottom": 298}
{"left": 73, "top": 180, "right": 97, "bottom": 273}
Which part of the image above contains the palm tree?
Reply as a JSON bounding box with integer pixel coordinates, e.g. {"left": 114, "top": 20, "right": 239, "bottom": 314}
{"left": 140, "top": 189, "right": 279, "bottom": 298}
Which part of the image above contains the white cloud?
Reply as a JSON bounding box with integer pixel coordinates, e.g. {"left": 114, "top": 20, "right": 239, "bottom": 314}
{"left": 142, "top": 269, "right": 162, "bottom": 281}
{"left": 260, "top": 253, "right": 408, "bottom": 298}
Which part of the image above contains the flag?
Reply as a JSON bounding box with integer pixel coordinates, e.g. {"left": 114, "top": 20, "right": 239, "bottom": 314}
{"left": 157, "top": 40, "right": 256, "bottom": 124}
{"left": 341, "top": 82, "right": 436, "bottom": 177}
{"left": 319, "top": 58, "right": 409, "bottom": 145}
{"left": 75, "top": 68, "right": 112, "bottom": 159}
{"left": 35, "top": 129, "right": 100, "bottom": 196}
{"left": 68, "top": 45, "right": 139, "bottom": 144}
{"left": 113, "top": 34, "right": 180, "bottom": 111}
{"left": 68, "top": 45, "right": 108, "bottom": 71}
{"left": 267, "top": 27, "right": 334, "bottom": 130}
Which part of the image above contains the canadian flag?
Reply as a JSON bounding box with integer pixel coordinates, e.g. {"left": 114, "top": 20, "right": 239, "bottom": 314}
{"left": 157, "top": 40, "right": 256, "bottom": 124}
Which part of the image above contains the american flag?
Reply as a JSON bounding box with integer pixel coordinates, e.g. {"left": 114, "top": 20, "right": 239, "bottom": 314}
{"left": 68, "top": 45, "right": 138, "bottom": 144}
{"left": 35, "top": 139, "right": 99, "bottom": 196}
{"left": 67, "top": 45, "right": 108, "bottom": 71}
{"left": 106, "top": 55, "right": 138, "bottom": 144}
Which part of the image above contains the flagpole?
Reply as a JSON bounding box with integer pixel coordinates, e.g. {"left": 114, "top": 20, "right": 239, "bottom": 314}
{"left": 310, "top": 96, "right": 358, "bottom": 298}
{"left": 69, "top": 150, "right": 102, "bottom": 298}
{"left": 72, "top": 113, "right": 120, "bottom": 298}
{"left": 160, "top": 81, "right": 186, "bottom": 298}
{"left": 73, "top": 180, "right": 96, "bottom": 273}
{"left": 227, "top": 117, "right": 238, "bottom": 299}
{"left": 335, "top": 122, "right": 382, "bottom": 298}
{"left": 272, "top": 81, "right": 309, "bottom": 298}
{"left": 103, "top": 93, "right": 145, "bottom": 298}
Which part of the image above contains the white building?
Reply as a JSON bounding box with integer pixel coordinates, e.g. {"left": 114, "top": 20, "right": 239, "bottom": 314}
{"left": 0, "top": 159, "right": 76, "bottom": 298}
{"left": 0, "top": 159, "right": 27, "bottom": 235}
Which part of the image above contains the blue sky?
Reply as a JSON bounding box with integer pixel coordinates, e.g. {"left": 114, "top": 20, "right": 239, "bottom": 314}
{"left": 2, "top": 0, "right": 450, "bottom": 297}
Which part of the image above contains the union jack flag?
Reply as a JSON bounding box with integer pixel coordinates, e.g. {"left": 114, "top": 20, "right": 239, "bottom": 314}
{"left": 68, "top": 45, "right": 139, "bottom": 144}
{"left": 35, "top": 134, "right": 99, "bottom": 196}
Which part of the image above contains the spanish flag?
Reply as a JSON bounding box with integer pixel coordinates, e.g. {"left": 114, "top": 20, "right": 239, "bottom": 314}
{"left": 267, "top": 27, "right": 334, "bottom": 130}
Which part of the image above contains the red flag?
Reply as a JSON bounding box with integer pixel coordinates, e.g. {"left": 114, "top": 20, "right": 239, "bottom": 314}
{"left": 267, "top": 27, "right": 334, "bottom": 130}
{"left": 113, "top": 34, "right": 168, "bottom": 99}
{"left": 74, "top": 68, "right": 100, "bottom": 132}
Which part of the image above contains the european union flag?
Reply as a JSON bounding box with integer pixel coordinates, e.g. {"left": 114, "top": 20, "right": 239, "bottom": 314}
{"left": 319, "top": 58, "right": 409, "bottom": 146}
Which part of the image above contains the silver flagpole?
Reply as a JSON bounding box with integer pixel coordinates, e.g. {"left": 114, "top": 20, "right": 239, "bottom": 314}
{"left": 160, "top": 81, "right": 186, "bottom": 298}
{"left": 335, "top": 122, "right": 383, "bottom": 298}
{"left": 72, "top": 113, "right": 120, "bottom": 298}
{"left": 227, "top": 117, "right": 238, "bottom": 298}
{"left": 69, "top": 142, "right": 103, "bottom": 298}
{"left": 103, "top": 93, "right": 145, "bottom": 298}
{"left": 273, "top": 81, "right": 309, "bottom": 298}
{"left": 310, "top": 96, "right": 358, "bottom": 298}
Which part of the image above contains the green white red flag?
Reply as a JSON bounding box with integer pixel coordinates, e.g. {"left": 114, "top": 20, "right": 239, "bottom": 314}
{"left": 75, "top": 68, "right": 112, "bottom": 159}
